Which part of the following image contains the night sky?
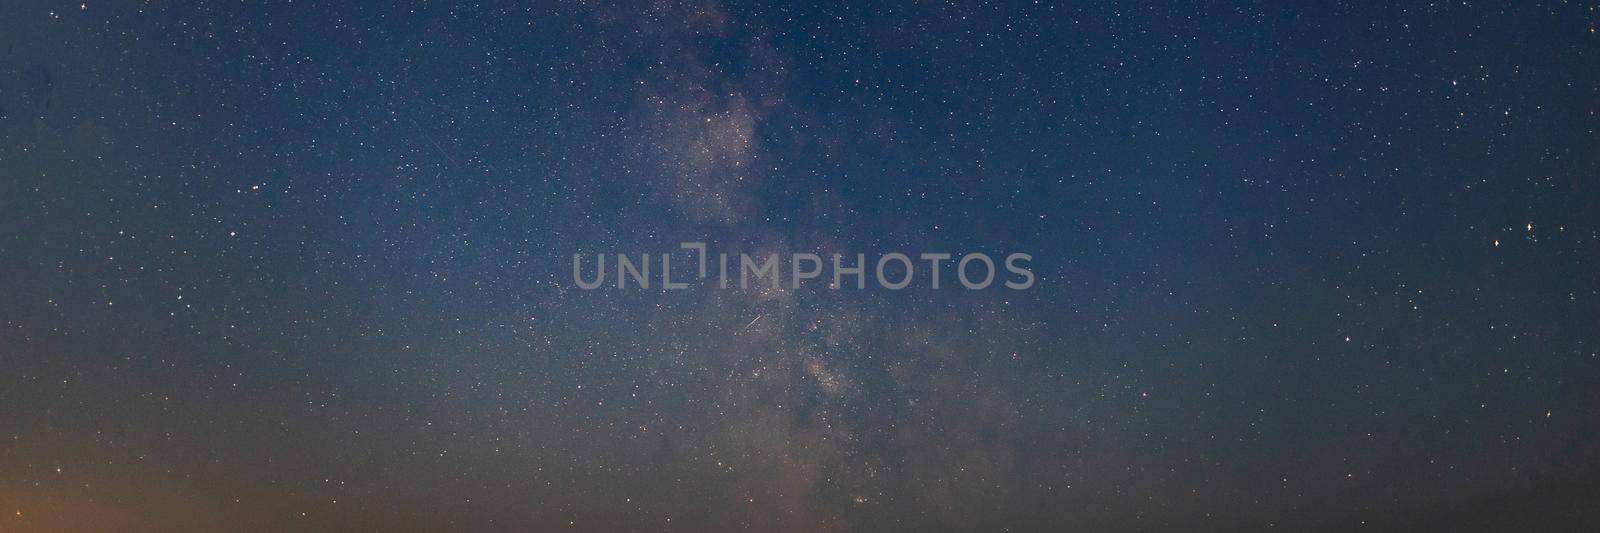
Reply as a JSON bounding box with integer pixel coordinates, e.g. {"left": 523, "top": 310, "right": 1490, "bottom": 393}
{"left": 3, "top": 1, "right": 1600, "bottom": 531}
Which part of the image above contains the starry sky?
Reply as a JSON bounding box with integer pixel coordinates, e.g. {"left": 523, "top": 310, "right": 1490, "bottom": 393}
{"left": 2, "top": 1, "right": 1599, "bottom": 531}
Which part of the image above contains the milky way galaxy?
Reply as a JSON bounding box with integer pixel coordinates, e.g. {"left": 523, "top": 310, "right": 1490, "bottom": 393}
{"left": 2, "top": 1, "right": 1599, "bottom": 532}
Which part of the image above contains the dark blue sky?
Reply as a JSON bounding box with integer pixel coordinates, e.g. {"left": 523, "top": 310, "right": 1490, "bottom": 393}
{"left": 2, "top": 1, "right": 1598, "bottom": 531}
